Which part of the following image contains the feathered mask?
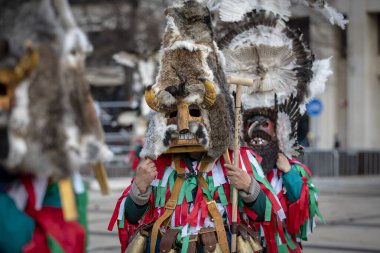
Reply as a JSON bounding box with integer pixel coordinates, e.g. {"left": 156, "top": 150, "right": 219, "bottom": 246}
{"left": 218, "top": 0, "right": 345, "bottom": 157}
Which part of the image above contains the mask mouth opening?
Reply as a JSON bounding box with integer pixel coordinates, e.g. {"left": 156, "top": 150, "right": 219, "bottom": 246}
{"left": 248, "top": 130, "right": 273, "bottom": 147}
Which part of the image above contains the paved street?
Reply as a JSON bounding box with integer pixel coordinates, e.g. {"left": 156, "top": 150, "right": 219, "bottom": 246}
{"left": 87, "top": 176, "right": 380, "bottom": 253}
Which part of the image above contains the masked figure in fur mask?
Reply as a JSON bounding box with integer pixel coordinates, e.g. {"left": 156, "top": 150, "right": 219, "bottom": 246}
{"left": 108, "top": 2, "right": 290, "bottom": 253}
{"left": 0, "top": 0, "right": 110, "bottom": 252}
{"left": 218, "top": 0, "right": 347, "bottom": 252}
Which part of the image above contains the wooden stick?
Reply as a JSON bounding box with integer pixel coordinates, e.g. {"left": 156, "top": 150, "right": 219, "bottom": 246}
{"left": 231, "top": 84, "right": 242, "bottom": 253}
{"left": 226, "top": 76, "right": 254, "bottom": 87}
{"left": 93, "top": 162, "right": 110, "bottom": 195}
{"left": 58, "top": 178, "right": 78, "bottom": 221}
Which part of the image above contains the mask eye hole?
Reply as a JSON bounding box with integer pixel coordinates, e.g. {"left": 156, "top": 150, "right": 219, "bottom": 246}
{"left": 189, "top": 104, "right": 201, "bottom": 117}
{"left": 0, "top": 83, "right": 7, "bottom": 96}
{"left": 169, "top": 111, "right": 178, "bottom": 118}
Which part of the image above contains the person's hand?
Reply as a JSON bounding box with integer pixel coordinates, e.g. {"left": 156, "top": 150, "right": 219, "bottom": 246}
{"left": 135, "top": 158, "right": 157, "bottom": 193}
{"left": 276, "top": 153, "right": 291, "bottom": 173}
{"left": 224, "top": 164, "right": 252, "bottom": 193}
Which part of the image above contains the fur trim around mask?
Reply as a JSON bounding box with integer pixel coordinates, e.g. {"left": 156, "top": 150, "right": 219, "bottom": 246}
{"left": 276, "top": 111, "right": 299, "bottom": 158}
{"left": 140, "top": 112, "right": 171, "bottom": 160}
{"left": 207, "top": 94, "right": 232, "bottom": 158}
{"left": 5, "top": 79, "right": 30, "bottom": 168}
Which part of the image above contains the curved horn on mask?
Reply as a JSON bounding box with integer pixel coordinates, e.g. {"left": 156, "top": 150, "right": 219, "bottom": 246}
{"left": 199, "top": 78, "right": 217, "bottom": 108}
{"left": 52, "top": 0, "right": 77, "bottom": 30}
{"left": 144, "top": 86, "right": 160, "bottom": 112}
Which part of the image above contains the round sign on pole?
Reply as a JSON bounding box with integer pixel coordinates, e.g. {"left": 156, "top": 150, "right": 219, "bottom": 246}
{"left": 307, "top": 98, "right": 323, "bottom": 117}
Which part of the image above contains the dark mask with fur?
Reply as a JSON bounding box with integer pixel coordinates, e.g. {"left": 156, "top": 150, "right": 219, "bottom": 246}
{"left": 140, "top": 1, "right": 234, "bottom": 160}
{"left": 0, "top": 0, "right": 110, "bottom": 179}
{"left": 243, "top": 112, "right": 279, "bottom": 174}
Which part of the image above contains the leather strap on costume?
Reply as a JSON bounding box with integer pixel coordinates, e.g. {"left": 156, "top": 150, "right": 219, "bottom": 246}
{"left": 150, "top": 158, "right": 185, "bottom": 253}
{"left": 198, "top": 176, "right": 229, "bottom": 253}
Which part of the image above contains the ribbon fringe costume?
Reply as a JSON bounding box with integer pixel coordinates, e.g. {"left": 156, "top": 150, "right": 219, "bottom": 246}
{"left": 217, "top": 0, "right": 347, "bottom": 251}
{"left": 109, "top": 148, "right": 288, "bottom": 252}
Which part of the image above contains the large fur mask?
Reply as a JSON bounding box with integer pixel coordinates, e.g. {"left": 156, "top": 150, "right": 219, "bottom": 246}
{"left": 140, "top": 1, "right": 234, "bottom": 160}
{"left": 0, "top": 0, "right": 110, "bottom": 179}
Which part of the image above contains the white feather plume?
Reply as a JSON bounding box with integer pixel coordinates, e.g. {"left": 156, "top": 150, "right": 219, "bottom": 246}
{"left": 308, "top": 57, "right": 332, "bottom": 99}
{"left": 276, "top": 112, "right": 298, "bottom": 158}
{"left": 219, "top": 0, "right": 291, "bottom": 22}
{"left": 291, "top": 0, "right": 348, "bottom": 29}
{"left": 317, "top": 4, "right": 349, "bottom": 29}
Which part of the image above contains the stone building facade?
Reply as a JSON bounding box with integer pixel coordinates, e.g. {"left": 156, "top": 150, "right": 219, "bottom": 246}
{"left": 291, "top": 0, "right": 380, "bottom": 149}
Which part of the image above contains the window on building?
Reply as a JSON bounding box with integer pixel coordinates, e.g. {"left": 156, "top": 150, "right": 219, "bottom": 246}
{"left": 338, "top": 27, "right": 347, "bottom": 58}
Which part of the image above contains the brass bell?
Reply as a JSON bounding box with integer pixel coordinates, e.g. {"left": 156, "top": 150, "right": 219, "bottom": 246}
{"left": 124, "top": 232, "right": 148, "bottom": 253}
{"left": 249, "top": 236, "right": 263, "bottom": 252}
{"left": 237, "top": 235, "right": 254, "bottom": 253}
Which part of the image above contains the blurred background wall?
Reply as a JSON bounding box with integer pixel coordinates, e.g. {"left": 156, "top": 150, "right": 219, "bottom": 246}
{"left": 291, "top": 0, "right": 380, "bottom": 150}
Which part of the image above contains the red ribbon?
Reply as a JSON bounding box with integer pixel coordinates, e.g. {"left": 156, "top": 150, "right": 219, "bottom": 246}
{"left": 181, "top": 200, "right": 188, "bottom": 226}
{"left": 22, "top": 177, "right": 85, "bottom": 253}
{"left": 289, "top": 158, "right": 312, "bottom": 177}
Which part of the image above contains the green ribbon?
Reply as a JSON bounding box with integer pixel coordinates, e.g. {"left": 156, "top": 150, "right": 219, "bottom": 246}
{"left": 300, "top": 220, "right": 308, "bottom": 240}
{"left": 119, "top": 214, "right": 124, "bottom": 229}
{"left": 185, "top": 177, "right": 197, "bottom": 203}
{"left": 277, "top": 244, "right": 290, "bottom": 253}
{"left": 284, "top": 232, "right": 297, "bottom": 250}
{"left": 238, "top": 195, "right": 244, "bottom": 212}
{"left": 47, "top": 235, "right": 66, "bottom": 253}
{"left": 250, "top": 162, "right": 277, "bottom": 196}
{"left": 180, "top": 235, "right": 190, "bottom": 253}
{"left": 265, "top": 197, "right": 272, "bottom": 222}
{"left": 218, "top": 186, "right": 228, "bottom": 206}
{"left": 294, "top": 164, "right": 311, "bottom": 181}
{"left": 168, "top": 170, "right": 176, "bottom": 193}
{"left": 206, "top": 176, "right": 217, "bottom": 197}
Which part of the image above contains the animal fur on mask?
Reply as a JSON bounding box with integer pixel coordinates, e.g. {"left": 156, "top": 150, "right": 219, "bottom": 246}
{"left": 140, "top": 1, "right": 234, "bottom": 160}
{"left": 0, "top": 0, "right": 110, "bottom": 179}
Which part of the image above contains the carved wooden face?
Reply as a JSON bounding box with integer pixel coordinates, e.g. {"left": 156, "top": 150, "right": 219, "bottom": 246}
{"left": 165, "top": 101, "right": 207, "bottom": 153}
